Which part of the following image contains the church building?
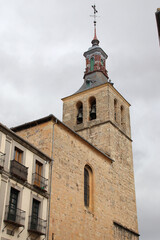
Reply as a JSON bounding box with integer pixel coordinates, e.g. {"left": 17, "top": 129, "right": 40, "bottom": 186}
{"left": 0, "top": 5, "right": 139, "bottom": 240}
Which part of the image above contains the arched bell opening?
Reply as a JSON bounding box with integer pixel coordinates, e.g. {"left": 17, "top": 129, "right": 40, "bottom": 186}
{"left": 89, "top": 97, "right": 96, "bottom": 121}
{"left": 76, "top": 101, "right": 83, "bottom": 124}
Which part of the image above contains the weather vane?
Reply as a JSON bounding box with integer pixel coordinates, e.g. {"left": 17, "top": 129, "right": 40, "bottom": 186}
{"left": 90, "top": 4, "right": 98, "bottom": 27}
{"left": 90, "top": 4, "right": 100, "bottom": 44}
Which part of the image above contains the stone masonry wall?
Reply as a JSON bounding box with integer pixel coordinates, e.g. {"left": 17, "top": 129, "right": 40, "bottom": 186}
{"left": 62, "top": 83, "right": 139, "bottom": 237}
{"left": 50, "top": 123, "right": 115, "bottom": 240}
{"left": 63, "top": 83, "right": 131, "bottom": 139}
{"left": 15, "top": 121, "right": 53, "bottom": 158}
{"left": 15, "top": 119, "right": 139, "bottom": 239}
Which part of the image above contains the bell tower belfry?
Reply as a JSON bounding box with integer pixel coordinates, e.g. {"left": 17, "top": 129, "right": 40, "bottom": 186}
{"left": 62, "top": 6, "right": 131, "bottom": 158}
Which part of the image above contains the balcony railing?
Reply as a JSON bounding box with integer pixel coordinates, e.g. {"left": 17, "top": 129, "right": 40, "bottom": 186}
{"left": 4, "top": 205, "right": 25, "bottom": 227}
{"left": 10, "top": 160, "right": 28, "bottom": 181}
{"left": 32, "top": 173, "right": 48, "bottom": 191}
{"left": 0, "top": 152, "right": 5, "bottom": 169}
{"left": 28, "top": 216, "right": 47, "bottom": 235}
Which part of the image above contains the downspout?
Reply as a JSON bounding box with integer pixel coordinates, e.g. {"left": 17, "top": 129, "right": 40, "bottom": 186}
{"left": 47, "top": 118, "right": 57, "bottom": 240}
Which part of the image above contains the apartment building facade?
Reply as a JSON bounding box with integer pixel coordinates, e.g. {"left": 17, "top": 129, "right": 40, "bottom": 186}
{"left": 0, "top": 123, "right": 51, "bottom": 240}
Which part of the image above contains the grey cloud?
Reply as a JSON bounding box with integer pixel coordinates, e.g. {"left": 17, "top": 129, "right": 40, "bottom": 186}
{"left": 0, "top": 1, "right": 160, "bottom": 239}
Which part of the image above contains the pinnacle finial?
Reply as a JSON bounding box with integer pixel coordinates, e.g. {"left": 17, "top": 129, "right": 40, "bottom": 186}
{"left": 91, "top": 5, "right": 100, "bottom": 46}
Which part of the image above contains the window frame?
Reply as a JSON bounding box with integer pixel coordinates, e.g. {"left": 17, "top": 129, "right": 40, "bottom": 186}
{"left": 84, "top": 165, "right": 94, "bottom": 211}
{"left": 14, "top": 147, "right": 23, "bottom": 163}
{"left": 90, "top": 57, "right": 95, "bottom": 72}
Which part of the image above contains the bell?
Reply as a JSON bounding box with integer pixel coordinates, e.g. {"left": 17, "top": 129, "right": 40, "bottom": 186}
{"left": 90, "top": 104, "right": 96, "bottom": 120}
{"left": 77, "top": 112, "right": 83, "bottom": 124}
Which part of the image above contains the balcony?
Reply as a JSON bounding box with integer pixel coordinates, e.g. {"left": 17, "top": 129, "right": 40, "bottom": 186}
{"left": 10, "top": 160, "right": 28, "bottom": 181}
{"left": 32, "top": 173, "right": 48, "bottom": 191}
{"left": 0, "top": 152, "right": 5, "bottom": 169}
{"left": 4, "top": 205, "right": 25, "bottom": 227}
{"left": 28, "top": 216, "right": 47, "bottom": 235}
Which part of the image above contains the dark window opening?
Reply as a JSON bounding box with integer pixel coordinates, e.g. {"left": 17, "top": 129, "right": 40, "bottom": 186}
{"left": 84, "top": 165, "right": 93, "bottom": 209}
{"left": 114, "top": 99, "right": 117, "bottom": 121}
{"left": 77, "top": 102, "right": 83, "bottom": 124}
{"left": 8, "top": 188, "right": 19, "bottom": 222}
{"left": 101, "top": 59, "right": 104, "bottom": 66}
{"left": 89, "top": 97, "right": 96, "bottom": 120}
{"left": 31, "top": 199, "right": 40, "bottom": 230}
{"left": 120, "top": 106, "right": 125, "bottom": 128}
{"left": 84, "top": 168, "right": 89, "bottom": 207}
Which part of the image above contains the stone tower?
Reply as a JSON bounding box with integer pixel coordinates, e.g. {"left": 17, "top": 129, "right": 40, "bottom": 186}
{"left": 62, "top": 7, "right": 139, "bottom": 239}
{"left": 62, "top": 27, "right": 131, "bottom": 160}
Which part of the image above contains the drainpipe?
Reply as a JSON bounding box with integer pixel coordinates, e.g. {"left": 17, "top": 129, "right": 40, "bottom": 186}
{"left": 47, "top": 118, "right": 57, "bottom": 240}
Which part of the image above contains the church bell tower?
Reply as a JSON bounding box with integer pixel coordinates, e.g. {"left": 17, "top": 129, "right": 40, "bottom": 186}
{"left": 62, "top": 6, "right": 131, "bottom": 158}
{"left": 62, "top": 5, "right": 139, "bottom": 238}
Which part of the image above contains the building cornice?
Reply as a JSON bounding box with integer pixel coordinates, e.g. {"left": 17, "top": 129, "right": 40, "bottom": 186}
{"left": 113, "top": 221, "right": 140, "bottom": 237}
{"left": 62, "top": 82, "right": 131, "bottom": 106}
{"left": 75, "top": 120, "right": 132, "bottom": 142}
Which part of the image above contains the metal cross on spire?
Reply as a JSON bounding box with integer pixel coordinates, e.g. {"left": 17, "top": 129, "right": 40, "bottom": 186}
{"left": 90, "top": 5, "right": 100, "bottom": 46}
{"left": 92, "top": 5, "right": 98, "bottom": 21}
{"left": 91, "top": 5, "right": 98, "bottom": 27}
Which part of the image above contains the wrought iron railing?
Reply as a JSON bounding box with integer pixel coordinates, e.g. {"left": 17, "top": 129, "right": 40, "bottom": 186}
{"left": 28, "top": 216, "right": 47, "bottom": 235}
{"left": 0, "top": 152, "right": 5, "bottom": 168}
{"left": 4, "top": 205, "right": 25, "bottom": 227}
{"left": 32, "top": 173, "right": 48, "bottom": 191}
{"left": 10, "top": 160, "right": 28, "bottom": 181}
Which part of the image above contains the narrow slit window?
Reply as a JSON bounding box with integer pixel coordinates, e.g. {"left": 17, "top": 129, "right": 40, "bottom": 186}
{"left": 120, "top": 106, "right": 125, "bottom": 127}
{"left": 114, "top": 99, "right": 117, "bottom": 121}
{"left": 84, "top": 168, "right": 89, "bottom": 207}
{"left": 84, "top": 165, "right": 93, "bottom": 209}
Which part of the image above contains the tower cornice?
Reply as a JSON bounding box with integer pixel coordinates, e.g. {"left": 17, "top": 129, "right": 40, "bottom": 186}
{"left": 84, "top": 46, "right": 108, "bottom": 59}
{"left": 62, "top": 82, "right": 131, "bottom": 107}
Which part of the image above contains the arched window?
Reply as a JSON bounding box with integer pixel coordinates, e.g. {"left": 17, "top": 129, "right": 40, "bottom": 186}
{"left": 84, "top": 165, "right": 93, "bottom": 208}
{"left": 90, "top": 57, "right": 95, "bottom": 71}
{"left": 89, "top": 97, "right": 96, "bottom": 120}
{"left": 114, "top": 99, "right": 117, "bottom": 121}
{"left": 76, "top": 101, "right": 83, "bottom": 124}
{"left": 120, "top": 106, "right": 125, "bottom": 127}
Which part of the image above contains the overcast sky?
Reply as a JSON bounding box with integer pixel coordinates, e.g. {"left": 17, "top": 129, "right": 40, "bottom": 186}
{"left": 0, "top": 1, "right": 160, "bottom": 239}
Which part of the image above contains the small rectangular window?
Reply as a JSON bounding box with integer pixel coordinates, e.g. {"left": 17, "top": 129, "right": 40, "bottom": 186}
{"left": 34, "top": 160, "right": 43, "bottom": 187}
{"left": 14, "top": 147, "right": 23, "bottom": 163}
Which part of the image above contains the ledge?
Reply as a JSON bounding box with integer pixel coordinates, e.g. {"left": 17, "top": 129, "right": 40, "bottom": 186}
{"left": 113, "top": 221, "right": 140, "bottom": 237}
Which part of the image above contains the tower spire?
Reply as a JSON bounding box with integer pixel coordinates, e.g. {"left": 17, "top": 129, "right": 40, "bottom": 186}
{"left": 91, "top": 5, "right": 99, "bottom": 46}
